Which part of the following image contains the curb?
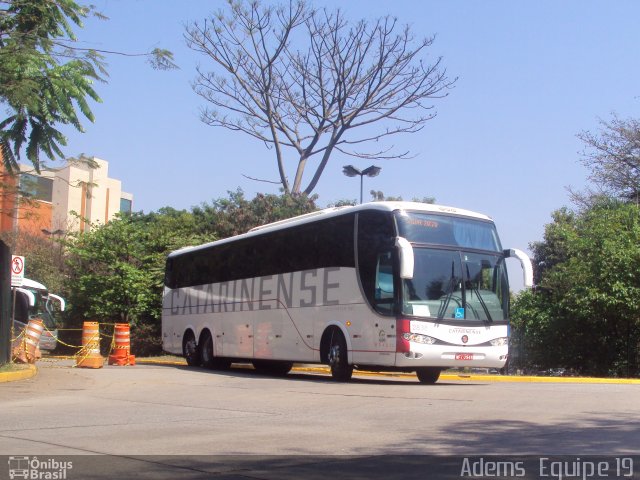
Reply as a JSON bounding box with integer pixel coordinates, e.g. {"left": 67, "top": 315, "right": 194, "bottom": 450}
{"left": 136, "top": 359, "right": 640, "bottom": 384}
{"left": 437, "top": 374, "right": 640, "bottom": 384}
{"left": 293, "top": 367, "right": 640, "bottom": 384}
{"left": 136, "top": 359, "right": 187, "bottom": 366}
{"left": 0, "top": 364, "right": 37, "bottom": 383}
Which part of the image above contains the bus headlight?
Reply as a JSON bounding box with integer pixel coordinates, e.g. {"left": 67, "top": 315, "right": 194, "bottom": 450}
{"left": 490, "top": 337, "right": 509, "bottom": 346}
{"left": 402, "top": 333, "right": 436, "bottom": 345}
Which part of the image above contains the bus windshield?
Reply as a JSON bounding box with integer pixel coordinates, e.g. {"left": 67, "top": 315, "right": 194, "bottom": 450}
{"left": 395, "top": 211, "right": 509, "bottom": 322}
{"left": 396, "top": 211, "right": 502, "bottom": 252}
{"left": 402, "top": 249, "right": 509, "bottom": 322}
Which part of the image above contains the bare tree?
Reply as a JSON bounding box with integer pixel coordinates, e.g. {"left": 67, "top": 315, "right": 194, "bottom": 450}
{"left": 570, "top": 114, "right": 640, "bottom": 208}
{"left": 186, "top": 0, "right": 455, "bottom": 195}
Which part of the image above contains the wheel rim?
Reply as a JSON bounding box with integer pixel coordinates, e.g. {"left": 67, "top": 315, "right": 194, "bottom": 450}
{"left": 328, "top": 342, "right": 341, "bottom": 367}
{"left": 202, "top": 335, "right": 213, "bottom": 364}
{"left": 184, "top": 337, "right": 196, "bottom": 362}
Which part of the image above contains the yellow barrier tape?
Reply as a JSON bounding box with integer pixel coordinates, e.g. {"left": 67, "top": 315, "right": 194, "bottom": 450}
{"left": 42, "top": 323, "right": 123, "bottom": 349}
{"left": 73, "top": 330, "right": 101, "bottom": 367}
{"left": 11, "top": 329, "right": 25, "bottom": 343}
{"left": 20, "top": 322, "right": 132, "bottom": 365}
{"left": 42, "top": 324, "right": 84, "bottom": 349}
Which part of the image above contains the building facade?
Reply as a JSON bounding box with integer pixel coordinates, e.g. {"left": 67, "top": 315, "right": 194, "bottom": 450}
{"left": 0, "top": 157, "right": 133, "bottom": 236}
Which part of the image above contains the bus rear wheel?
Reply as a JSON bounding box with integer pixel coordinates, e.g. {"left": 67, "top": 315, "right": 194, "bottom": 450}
{"left": 416, "top": 367, "right": 441, "bottom": 384}
{"left": 327, "top": 330, "right": 353, "bottom": 382}
{"left": 199, "top": 331, "right": 230, "bottom": 370}
{"left": 182, "top": 331, "right": 198, "bottom": 366}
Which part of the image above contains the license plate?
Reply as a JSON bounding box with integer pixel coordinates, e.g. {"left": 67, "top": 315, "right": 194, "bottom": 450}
{"left": 455, "top": 353, "right": 474, "bottom": 361}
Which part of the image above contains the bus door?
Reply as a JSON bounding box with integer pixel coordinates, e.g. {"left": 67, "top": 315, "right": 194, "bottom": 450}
{"left": 351, "top": 251, "right": 396, "bottom": 365}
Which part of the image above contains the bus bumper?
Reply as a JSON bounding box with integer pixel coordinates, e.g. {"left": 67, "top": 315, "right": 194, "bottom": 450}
{"left": 38, "top": 330, "right": 58, "bottom": 351}
{"left": 395, "top": 345, "right": 508, "bottom": 369}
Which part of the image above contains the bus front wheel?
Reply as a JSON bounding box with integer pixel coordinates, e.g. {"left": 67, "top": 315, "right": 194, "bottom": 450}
{"left": 327, "top": 330, "right": 353, "bottom": 382}
{"left": 416, "top": 367, "right": 441, "bottom": 384}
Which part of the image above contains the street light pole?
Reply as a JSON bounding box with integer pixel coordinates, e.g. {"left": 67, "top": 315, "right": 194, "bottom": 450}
{"left": 342, "top": 165, "right": 382, "bottom": 204}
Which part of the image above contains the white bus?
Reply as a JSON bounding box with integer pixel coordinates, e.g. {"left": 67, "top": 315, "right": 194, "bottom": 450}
{"left": 13, "top": 278, "right": 66, "bottom": 350}
{"left": 162, "top": 202, "right": 533, "bottom": 383}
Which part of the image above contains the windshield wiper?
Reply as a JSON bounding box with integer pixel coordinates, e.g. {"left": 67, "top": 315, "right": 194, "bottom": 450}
{"left": 466, "top": 264, "right": 493, "bottom": 322}
{"left": 437, "top": 261, "right": 457, "bottom": 319}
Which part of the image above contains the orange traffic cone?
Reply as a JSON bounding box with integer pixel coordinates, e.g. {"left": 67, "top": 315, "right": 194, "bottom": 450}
{"left": 12, "top": 318, "right": 44, "bottom": 364}
{"left": 76, "top": 321, "right": 104, "bottom": 368}
{"left": 108, "top": 323, "right": 135, "bottom": 366}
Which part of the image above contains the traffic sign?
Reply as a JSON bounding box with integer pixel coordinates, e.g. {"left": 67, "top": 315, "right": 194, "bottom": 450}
{"left": 11, "top": 255, "right": 25, "bottom": 287}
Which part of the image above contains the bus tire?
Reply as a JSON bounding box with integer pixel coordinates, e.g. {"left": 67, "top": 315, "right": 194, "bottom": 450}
{"left": 252, "top": 360, "right": 293, "bottom": 376}
{"left": 327, "top": 329, "right": 353, "bottom": 382}
{"left": 182, "top": 330, "right": 199, "bottom": 367}
{"left": 199, "top": 330, "right": 231, "bottom": 370}
{"left": 416, "top": 367, "right": 441, "bottom": 384}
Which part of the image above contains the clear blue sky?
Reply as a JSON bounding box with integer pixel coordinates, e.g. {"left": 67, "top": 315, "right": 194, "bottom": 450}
{"left": 61, "top": 0, "right": 639, "bottom": 288}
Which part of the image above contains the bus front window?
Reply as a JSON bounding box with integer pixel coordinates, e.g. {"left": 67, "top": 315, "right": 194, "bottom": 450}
{"left": 403, "top": 248, "right": 509, "bottom": 322}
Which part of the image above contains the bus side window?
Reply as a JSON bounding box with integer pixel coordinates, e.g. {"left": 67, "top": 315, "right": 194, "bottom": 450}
{"left": 375, "top": 252, "right": 394, "bottom": 313}
{"left": 357, "top": 211, "right": 396, "bottom": 316}
{"left": 375, "top": 252, "right": 394, "bottom": 299}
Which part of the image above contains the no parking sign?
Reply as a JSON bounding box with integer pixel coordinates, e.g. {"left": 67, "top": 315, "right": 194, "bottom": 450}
{"left": 11, "top": 255, "right": 25, "bottom": 287}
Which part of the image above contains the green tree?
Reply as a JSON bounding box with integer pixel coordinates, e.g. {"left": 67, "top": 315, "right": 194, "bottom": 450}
{"left": 527, "top": 207, "right": 576, "bottom": 285}
{"left": 0, "top": 0, "right": 175, "bottom": 173}
{"left": 65, "top": 215, "right": 155, "bottom": 325}
{"left": 64, "top": 210, "right": 205, "bottom": 355}
{"left": 186, "top": 0, "right": 454, "bottom": 195}
{"left": 192, "top": 189, "right": 318, "bottom": 238}
{"left": 0, "top": 0, "right": 104, "bottom": 172}
{"left": 369, "top": 190, "right": 435, "bottom": 203}
{"left": 512, "top": 200, "right": 640, "bottom": 377}
{"left": 0, "top": 227, "right": 66, "bottom": 293}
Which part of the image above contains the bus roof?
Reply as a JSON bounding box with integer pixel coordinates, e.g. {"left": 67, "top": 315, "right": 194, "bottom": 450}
{"left": 168, "top": 201, "right": 493, "bottom": 258}
{"left": 17, "top": 278, "right": 47, "bottom": 291}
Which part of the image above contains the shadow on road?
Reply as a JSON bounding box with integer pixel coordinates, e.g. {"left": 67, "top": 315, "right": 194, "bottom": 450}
{"left": 380, "top": 414, "right": 640, "bottom": 456}
{"left": 138, "top": 361, "right": 477, "bottom": 387}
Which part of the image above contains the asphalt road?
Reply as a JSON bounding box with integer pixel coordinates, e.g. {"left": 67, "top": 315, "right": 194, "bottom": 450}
{"left": 1, "top": 359, "right": 638, "bottom": 479}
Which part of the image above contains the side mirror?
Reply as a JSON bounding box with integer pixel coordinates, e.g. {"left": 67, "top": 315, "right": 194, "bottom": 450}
{"left": 49, "top": 293, "right": 66, "bottom": 312}
{"left": 504, "top": 248, "right": 534, "bottom": 288}
{"left": 396, "top": 237, "right": 414, "bottom": 279}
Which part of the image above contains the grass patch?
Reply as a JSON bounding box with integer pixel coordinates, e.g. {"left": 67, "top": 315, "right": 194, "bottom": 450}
{"left": 136, "top": 354, "right": 185, "bottom": 364}
{"left": 0, "top": 362, "right": 31, "bottom": 373}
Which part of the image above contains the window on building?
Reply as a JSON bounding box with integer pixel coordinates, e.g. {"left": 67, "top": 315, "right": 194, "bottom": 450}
{"left": 20, "top": 174, "right": 53, "bottom": 202}
{"left": 120, "top": 198, "right": 132, "bottom": 214}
